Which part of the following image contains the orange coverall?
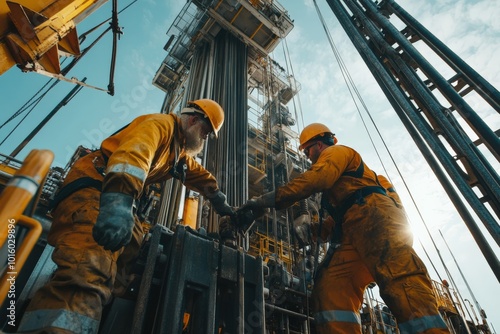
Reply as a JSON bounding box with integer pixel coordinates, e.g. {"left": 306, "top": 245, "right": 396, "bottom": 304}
{"left": 18, "top": 114, "right": 220, "bottom": 333}
{"left": 377, "top": 174, "right": 403, "bottom": 206}
{"left": 275, "top": 145, "right": 449, "bottom": 334}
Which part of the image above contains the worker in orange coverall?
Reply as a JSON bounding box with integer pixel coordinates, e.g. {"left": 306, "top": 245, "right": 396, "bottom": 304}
{"left": 18, "top": 99, "right": 235, "bottom": 334}
{"left": 309, "top": 175, "right": 402, "bottom": 246}
{"left": 240, "top": 123, "right": 449, "bottom": 334}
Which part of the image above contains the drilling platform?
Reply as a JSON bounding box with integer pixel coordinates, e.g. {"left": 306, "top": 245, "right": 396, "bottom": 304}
{"left": 0, "top": 0, "right": 498, "bottom": 333}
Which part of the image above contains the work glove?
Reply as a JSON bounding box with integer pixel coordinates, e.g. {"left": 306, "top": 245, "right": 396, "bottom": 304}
{"left": 239, "top": 191, "right": 275, "bottom": 212}
{"left": 93, "top": 192, "right": 135, "bottom": 252}
{"left": 218, "top": 216, "right": 237, "bottom": 246}
{"left": 207, "top": 190, "right": 235, "bottom": 217}
{"left": 293, "top": 213, "right": 312, "bottom": 247}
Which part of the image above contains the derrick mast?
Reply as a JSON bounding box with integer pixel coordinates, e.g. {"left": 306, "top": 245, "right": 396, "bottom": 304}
{"left": 148, "top": 1, "right": 310, "bottom": 332}
{"left": 324, "top": 0, "right": 500, "bottom": 281}
{"left": 151, "top": 0, "right": 296, "bottom": 234}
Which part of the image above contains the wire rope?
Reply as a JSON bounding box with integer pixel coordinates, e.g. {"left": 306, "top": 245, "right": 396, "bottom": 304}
{"left": 311, "top": 0, "right": 451, "bottom": 291}
{"left": 280, "top": 38, "right": 305, "bottom": 133}
{"left": 0, "top": 1, "right": 137, "bottom": 148}
{"left": 277, "top": 27, "right": 316, "bottom": 334}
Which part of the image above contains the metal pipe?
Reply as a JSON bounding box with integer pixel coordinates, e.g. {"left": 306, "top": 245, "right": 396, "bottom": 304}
{"left": 355, "top": 0, "right": 500, "bottom": 208}
{"left": 337, "top": 0, "right": 500, "bottom": 245}
{"left": 265, "top": 303, "right": 314, "bottom": 321}
{"left": 360, "top": 0, "right": 500, "bottom": 159}
{"left": 385, "top": 0, "right": 500, "bottom": 113}
{"left": 324, "top": 0, "right": 500, "bottom": 271}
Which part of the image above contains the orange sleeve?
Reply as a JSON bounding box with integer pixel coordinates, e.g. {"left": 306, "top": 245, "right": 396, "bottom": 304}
{"left": 102, "top": 115, "right": 174, "bottom": 198}
{"left": 275, "top": 145, "right": 357, "bottom": 209}
{"left": 275, "top": 145, "right": 381, "bottom": 210}
{"left": 183, "top": 155, "right": 219, "bottom": 195}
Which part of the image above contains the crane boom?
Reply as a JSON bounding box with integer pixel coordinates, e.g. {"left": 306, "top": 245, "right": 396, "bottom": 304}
{"left": 0, "top": 0, "right": 108, "bottom": 75}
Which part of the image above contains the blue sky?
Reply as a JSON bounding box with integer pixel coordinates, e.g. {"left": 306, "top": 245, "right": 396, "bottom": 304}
{"left": 1, "top": 0, "right": 499, "bottom": 328}
{"left": 0, "top": 0, "right": 182, "bottom": 166}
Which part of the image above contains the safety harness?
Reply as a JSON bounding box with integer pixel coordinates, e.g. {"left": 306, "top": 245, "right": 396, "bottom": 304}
{"left": 49, "top": 151, "right": 106, "bottom": 210}
{"left": 50, "top": 177, "right": 102, "bottom": 209}
{"left": 314, "top": 160, "right": 388, "bottom": 278}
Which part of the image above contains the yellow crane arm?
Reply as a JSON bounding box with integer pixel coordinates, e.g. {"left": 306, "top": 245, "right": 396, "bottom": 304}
{"left": 0, "top": 0, "right": 107, "bottom": 75}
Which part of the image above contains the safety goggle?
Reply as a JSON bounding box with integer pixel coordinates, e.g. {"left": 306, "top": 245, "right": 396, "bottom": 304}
{"left": 302, "top": 141, "right": 318, "bottom": 156}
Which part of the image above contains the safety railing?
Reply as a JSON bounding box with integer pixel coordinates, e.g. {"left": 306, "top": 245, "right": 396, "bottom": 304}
{"left": 249, "top": 231, "right": 293, "bottom": 271}
{"left": 432, "top": 279, "right": 457, "bottom": 313}
{"left": 0, "top": 149, "right": 54, "bottom": 304}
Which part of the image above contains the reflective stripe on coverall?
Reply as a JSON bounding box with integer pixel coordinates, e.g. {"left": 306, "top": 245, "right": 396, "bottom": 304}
{"left": 18, "top": 114, "right": 220, "bottom": 333}
{"left": 276, "top": 145, "right": 448, "bottom": 334}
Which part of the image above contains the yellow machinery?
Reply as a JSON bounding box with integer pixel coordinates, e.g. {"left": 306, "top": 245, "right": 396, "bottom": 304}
{"left": 0, "top": 150, "right": 54, "bottom": 304}
{"left": 182, "top": 196, "right": 199, "bottom": 230}
{"left": 0, "top": 154, "right": 21, "bottom": 188}
{"left": 249, "top": 230, "right": 293, "bottom": 272}
{"left": 0, "top": 0, "right": 107, "bottom": 75}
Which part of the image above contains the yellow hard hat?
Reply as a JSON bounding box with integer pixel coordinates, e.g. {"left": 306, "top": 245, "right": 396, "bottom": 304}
{"left": 183, "top": 99, "right": 225, "bottom": 138}
{"left": 299, "top": 123, "right": 336, "bottom": 149}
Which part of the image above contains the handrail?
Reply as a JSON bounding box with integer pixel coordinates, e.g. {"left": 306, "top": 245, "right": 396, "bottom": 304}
{"left": 0, "top": 149, "right": 54, "bottom": 304}
{"left": 0, "top": 215, "right": 43, "bottom": 302}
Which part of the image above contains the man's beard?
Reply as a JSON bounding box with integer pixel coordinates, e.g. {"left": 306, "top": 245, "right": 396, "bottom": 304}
{"left": 184, "top": 124, "right": 205, "bottom": 156}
